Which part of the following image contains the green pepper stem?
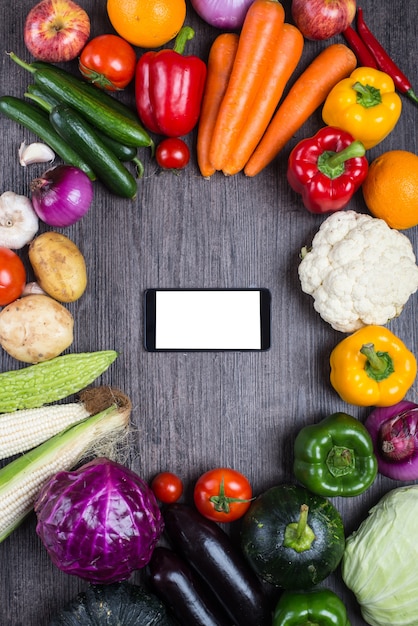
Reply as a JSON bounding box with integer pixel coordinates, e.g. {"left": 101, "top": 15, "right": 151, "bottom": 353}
{"left": 352, "top": 81, "right": 382, "bottom": 107}
{"left": 360, "top": 343, "right": 395, "bottom": 382}
{"left": 283, "top": 504, "right": 316, "bottom": 553}
{"left": 172, "top": 26, "right": 195, "bottom": 55}
{"left": 326, "top": 445, "right": 355, "bottom": 477}
{"left": 317, "top": 141, "right": 366, "bottom": 179}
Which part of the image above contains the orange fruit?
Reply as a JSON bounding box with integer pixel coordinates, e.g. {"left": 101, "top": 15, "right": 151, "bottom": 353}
{"left": 362, "top": 150, "right": 418, "bottom": 230}
{"left": 107, "top": 0, "right": 186, "bottom": 49}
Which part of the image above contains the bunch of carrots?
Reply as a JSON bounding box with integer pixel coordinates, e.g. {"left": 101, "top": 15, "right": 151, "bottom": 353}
{"left": 197, "top": 0, "right": 357, "bottom": 178}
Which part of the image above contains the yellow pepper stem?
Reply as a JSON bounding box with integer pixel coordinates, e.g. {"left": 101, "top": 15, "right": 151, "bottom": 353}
{"left": 360, "top": 342, "right": 395, "bottom": 381}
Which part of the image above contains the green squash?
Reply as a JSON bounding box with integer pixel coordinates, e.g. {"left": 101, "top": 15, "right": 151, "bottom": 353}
{"left": 49, "top": 582, "right": 178, "bottom": 625}
{"left": 240, "top": 483, "right": 345, "bottom": 590}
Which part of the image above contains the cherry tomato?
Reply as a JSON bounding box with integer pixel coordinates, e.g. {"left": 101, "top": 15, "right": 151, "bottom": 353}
{"left": 79, "top": 34, "right": 137, "bottom": 91}
{"left": 155, "top": 138, "right": 190, "bottom": 170}
{"left": 0, "top": 248, "right": 26, "bottom": 306}
{"left": 193, "top": 468, "right": 253, "bottom": 523}
{"left": 151, "top": 472, "right": 183, "bottom": 504}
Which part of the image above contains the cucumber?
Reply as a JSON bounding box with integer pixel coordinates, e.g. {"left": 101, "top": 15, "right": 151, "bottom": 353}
{"left": 0, "top": 96, "right": 96, "bottom": 180}
{"left": 31, "top": 61, "right": 140, "bottom": 122}
{"left": 25, "top": 84, "right": 142, "bottom": 166}
{"left": 50, "top": 103, "right": 138, "bottom": 198}
{"left": 38, "top": 70, "right": 151, "bottom": 148}
{"left": 0, "top": 351, "right": 118, "bottom": 413}
{"left": 10, "top": 53, "right": 152, "bottom": 148}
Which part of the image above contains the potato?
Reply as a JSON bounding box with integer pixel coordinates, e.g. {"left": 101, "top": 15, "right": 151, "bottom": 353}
{"left": 0, "top": 294, "right": 74, "bottom": 363}
{"left": 29, "top": 232, "right": 87, "bottom": 303}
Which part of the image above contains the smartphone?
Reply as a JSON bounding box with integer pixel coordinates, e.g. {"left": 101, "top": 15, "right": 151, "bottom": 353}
{"left": 144, "top": 288, "right": 271, "bottom": 352}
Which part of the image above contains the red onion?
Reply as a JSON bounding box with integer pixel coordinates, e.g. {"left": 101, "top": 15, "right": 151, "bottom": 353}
{"left": 365, "top": 400, "right": 418, "bottom": 481}
{"left": 190, "top": 0, "right": 254, "bottom": 30}
{"left": 30, "top": 165, "right": 94, "bottom": 227}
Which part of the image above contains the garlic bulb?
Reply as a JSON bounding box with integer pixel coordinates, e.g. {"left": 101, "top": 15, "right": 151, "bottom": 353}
{"left": 0, "top": 191, "right": 39, "bottom": 249}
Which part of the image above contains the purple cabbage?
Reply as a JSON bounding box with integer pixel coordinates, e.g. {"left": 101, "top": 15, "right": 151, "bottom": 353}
{"left": 34, "top": 458, "right": 164, "bottom": 584}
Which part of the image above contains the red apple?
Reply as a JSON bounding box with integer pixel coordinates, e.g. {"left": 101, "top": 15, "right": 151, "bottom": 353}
{"left": 291, "top": 0, "right": 356, "bottom": 41}
{"left": 24, "top": 0, "right": 90, "bottom": 62}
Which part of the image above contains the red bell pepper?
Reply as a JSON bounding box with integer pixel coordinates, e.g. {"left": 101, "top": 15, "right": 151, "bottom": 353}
{"left": 287, "top": 127, "right": 368, "bottom": 214}
{"left": 135, "top": 26, "right": 207, "bottom": 138}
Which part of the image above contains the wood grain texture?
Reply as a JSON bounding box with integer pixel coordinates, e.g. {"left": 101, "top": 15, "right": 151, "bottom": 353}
{"left": 1, "top": 0, "right": 418, "bottom": 623}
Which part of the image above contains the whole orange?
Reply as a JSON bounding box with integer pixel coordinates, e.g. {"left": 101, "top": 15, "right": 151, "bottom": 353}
{"left": 106, "top": 0, "right": 186, "bottom": 49}
{"left": 362, "top": 150, "right": 418, "bottom": 229}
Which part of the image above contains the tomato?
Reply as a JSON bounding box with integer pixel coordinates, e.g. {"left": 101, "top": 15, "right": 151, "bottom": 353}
{"left": 193, "top": 468, "right": 253, "bottom": 523}
{"left": 79, "top": 34, "right": 137, "bottom": 91}
{"left": 155, "top": 138, "right": 190, "bottom": 170}
{"left": 0, "top": 248, "right": 26, "bottom": 306}
{"left": 151, "top": 472, "right": 183, "bottom": 504}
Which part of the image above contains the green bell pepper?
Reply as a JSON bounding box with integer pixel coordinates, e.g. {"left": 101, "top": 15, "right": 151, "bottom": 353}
{"left": 272, "top": 588, "right": 351, "bottom": 626}
{"left": 293, "top": 412, "right": 377, "bottom": 497}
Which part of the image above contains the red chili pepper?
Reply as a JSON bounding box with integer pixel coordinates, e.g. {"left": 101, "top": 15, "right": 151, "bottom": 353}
{"left": 356, "top": 8, "right": 418, "bottom": 105}
{"left": 135, "top": 26, "right": 207, "bottom": 137}
{"left": 342, "top": 26, "right": 378, "bottom": 69}
{"left": 287, "top": 127, "right": 368, "bottom": 215}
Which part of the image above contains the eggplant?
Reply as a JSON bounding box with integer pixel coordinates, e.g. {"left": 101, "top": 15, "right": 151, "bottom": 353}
{"left": 148, "top": 546, "right": 232, "bottom": 626}
{"left": 163, "top": 503, "right": 271, "bottom": 626}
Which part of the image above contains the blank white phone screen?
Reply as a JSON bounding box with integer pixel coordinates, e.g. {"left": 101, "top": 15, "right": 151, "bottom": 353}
{"left": 155, "top": 290, "right": 262, "bottom": 350}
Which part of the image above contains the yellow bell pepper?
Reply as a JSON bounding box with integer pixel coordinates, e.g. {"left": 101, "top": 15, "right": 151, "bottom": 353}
{"left": 322, "top": 67, "right": 402, "bottom": 149}
{"left": 330, "top": 325, "right": 417, "bottom": 407}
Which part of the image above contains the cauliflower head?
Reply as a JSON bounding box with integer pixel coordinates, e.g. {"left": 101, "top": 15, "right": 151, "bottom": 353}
{"left": 298, "top": 210, "right": 418, "bottom": 333}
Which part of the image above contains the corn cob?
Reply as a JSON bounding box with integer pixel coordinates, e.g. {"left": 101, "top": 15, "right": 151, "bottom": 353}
{"left": 0, "top": 402, "right": 91, "bottom": 460}
{"left": 0, "top": 387, "right": 131, "bottom": 543}
{"left": 0, "top": 350, "right": 118, "bottom": 413}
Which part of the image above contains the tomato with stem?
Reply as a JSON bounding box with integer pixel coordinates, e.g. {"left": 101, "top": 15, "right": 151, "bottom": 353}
{"left": 0, "top": 248, "right": 26, "bottom": 306}
{"left": 79, "top": 34, "right": 137, "bottom": 91}
{"left": 151, "top": 472, "right": 183, "bottom": 503}
{"left": 194, "top": 468, "right": 253, "bottom": 522}
{"left": 155, "top": 138, "right": 190, "bottom": 170}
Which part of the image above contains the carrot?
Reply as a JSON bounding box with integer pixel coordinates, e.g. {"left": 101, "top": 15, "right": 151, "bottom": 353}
{"left": 222, "top": 23, "right": 304, "bottom": 176}
{"left": 197, "top": 33, "right": 239, "bottom": 178}
{"left": 208, "top": 0, "right": 286, "bottom": 172}
{"left": 244, "top": 43, "right": 358, "bottom": 177}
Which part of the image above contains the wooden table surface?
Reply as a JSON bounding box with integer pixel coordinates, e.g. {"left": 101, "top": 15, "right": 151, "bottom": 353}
{"left": 1, "top": 0, "right": 418, "bottom": 623}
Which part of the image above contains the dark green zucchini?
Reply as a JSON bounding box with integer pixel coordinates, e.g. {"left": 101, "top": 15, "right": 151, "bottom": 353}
{"left": 240, "top": 483, "right": 345, "bottom": 590}
{"left": 25, "top": 84, "right": 142, "bottom": 167}
{"left": 0, "top": 95, "right": 96, "bottom": 180}
{"left": 10, "top": 53, "right": 152, "bottom": 148}
{"left": 50, "top": 103, "right": 137, "bottom": 198}
{"left": 49, "top": 582, "right": 178, "bottom": 625}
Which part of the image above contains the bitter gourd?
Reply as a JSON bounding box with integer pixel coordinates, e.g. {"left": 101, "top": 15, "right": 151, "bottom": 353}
{"left": 0, "top": 350, "right": 118, "bottom": 413}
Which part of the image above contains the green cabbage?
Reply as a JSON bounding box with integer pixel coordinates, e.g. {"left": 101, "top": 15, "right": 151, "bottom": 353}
{"left": 342, "top": 485, "right": 418, "bottom": 626}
